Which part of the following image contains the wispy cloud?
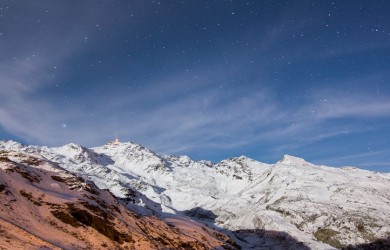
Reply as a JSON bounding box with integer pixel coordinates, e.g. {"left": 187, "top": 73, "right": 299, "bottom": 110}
{"left": 1, "top": 51, "right": 389, "bottom": 159}
{"left": 313, "top": 149, "right": 390, "bottom": 172}
{"left": 1, "top": 1, "right": 389, "bottom": 172}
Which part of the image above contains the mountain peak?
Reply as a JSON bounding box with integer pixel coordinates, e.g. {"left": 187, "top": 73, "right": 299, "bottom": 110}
{"left": 0, "top": 140, "right": 23, "bottom": 149}
{"left": 63, "top": 142, "right": 83, "bottom": 148}
{"left": 102, "top": 140, "right": 142, "bottom": 148}
{"left": 277, "top": 154, "right": 308, "bottom": 165}
{"left": 106, "top": 138, "right": 121, "bottom": 145}
{"left": 222, "top": 155, "right": 252, "bottom": 163}
{"left": 237, "top": 155, "right": 250, "bottom": 160}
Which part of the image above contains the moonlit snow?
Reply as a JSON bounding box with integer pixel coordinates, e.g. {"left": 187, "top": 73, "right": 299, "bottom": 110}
{"left": 1, "top": 140, "right": 389, "bottom": 249}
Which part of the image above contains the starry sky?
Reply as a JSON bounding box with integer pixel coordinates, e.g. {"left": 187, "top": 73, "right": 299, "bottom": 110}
{"left": 0, "top": 1, "right": 389, "bottom": 171}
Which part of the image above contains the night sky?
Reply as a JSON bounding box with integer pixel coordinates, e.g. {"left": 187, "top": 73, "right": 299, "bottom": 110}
{"left": 0, "top": 1, "right": 389, "bottom": 172}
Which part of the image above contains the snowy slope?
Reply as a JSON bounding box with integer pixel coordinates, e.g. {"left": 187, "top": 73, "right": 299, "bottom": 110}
{"left": 0, "top": 146, "right": 237, "bottom": 249}
{"left": 1, "top": 140, "right": 389, "bottom": 249}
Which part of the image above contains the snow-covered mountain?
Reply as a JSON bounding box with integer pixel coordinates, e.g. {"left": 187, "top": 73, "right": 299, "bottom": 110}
{"left": 0, "top": 144, "right": 238, "bottom": 249}
{"left": 1, "top": 140, "right": 389, "bottom": 249}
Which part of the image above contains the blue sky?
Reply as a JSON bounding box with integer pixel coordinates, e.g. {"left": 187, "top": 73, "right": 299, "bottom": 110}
{"left": 0, "top": 1, "right": 389, "bottom": 171}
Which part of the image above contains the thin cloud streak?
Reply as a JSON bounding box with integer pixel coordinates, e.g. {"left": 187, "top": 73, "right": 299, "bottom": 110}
{"left": 313, "top": 149, "right": 390, "bottom": 172}
{"left": 0, "top": 1, "right": 389, "bottom": 171}
{"left": 2, "top": 60, "right": 389, "bottom": 157}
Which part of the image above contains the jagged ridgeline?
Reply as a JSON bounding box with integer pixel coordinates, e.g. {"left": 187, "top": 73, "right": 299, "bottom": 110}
{"left": 1, "top": 140, "right": 390, "bottom": 249}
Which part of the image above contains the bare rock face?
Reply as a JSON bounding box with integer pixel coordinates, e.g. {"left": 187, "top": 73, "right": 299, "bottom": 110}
{"left": 0, "top": 149, "right": 238, "bottom": 250}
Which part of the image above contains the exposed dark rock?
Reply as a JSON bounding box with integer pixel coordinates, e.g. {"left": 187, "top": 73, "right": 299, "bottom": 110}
{"left": 19, "top": 190, "right": 42, "bottom": 206}
{"left": 20, "top": 157, "right": 43, "bottom": 166}
{"left": 0, "top": 157, "right": 12, "bottom": 163}
{"left": 9, "top": 167, "right": 41, "bottom": 183}
{"left": 185, "top": 207, "right": 218, "bottom": 221}
{"left": 51, "top": 209, "right": 82, "bottom": 227}
{"left": 0, "top": 184, "right": 6, "bottom": 192}
{"left": 51, "top": 203, "right": 132, "bottom": 244}
{"left": 314, "top": 228, "right": 342, "bottom": 249}
{"left": 342, "top": 237, "right": 390, "bottom": 250}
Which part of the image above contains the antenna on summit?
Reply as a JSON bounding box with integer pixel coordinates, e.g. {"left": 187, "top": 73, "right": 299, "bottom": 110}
{"left": 107, "top": 138, "right": 120, "bottom": 145}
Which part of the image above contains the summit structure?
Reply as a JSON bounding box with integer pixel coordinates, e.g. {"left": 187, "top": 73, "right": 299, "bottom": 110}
{"left": 107, "top": 138, "right": 121, "bottom": 145}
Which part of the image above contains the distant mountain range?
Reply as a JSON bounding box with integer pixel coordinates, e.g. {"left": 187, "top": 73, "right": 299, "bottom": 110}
{"left": 1, "top": 140, "right": 389, "bottom": 249}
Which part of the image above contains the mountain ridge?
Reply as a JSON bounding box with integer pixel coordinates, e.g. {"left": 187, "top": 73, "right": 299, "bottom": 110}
{"left": 0, "top": 146, "right": 238, "bottom": 249}
{"left": 2, "top": 140, "right": 387, "bottom": 173}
